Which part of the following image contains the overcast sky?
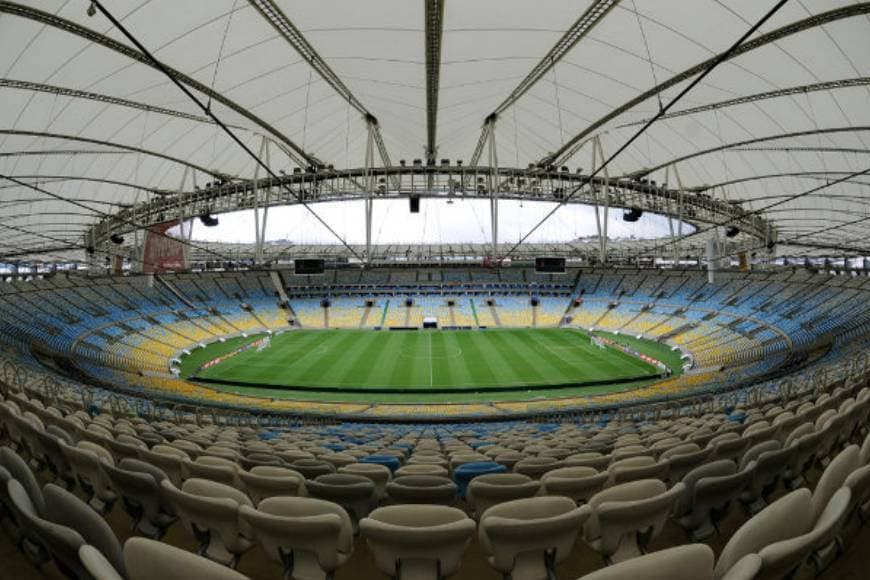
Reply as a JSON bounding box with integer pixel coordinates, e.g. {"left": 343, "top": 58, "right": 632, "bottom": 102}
{"left": 189, "top": 199, "right": 683, "bottom": 245}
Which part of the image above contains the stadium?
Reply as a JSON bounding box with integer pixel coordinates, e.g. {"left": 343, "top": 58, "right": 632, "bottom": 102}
{"left": 1, "top": 1, "right": 869, "bottom": 579}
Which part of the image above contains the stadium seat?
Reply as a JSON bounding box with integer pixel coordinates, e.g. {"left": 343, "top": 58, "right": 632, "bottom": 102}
{"left": 467, "top": 473, "right": 541, "bottom": 518}
{"left": 361, "top": 504, "right": 475, "bottom": 580}
{"left": 454, "top": 461, "right": 507, "bottom": 498}
{"left": 43, "top": 483, "right": 127, "bottom": 577}
{"left": 124, "top": 537, "right": 250, "bottom": 580}
{"left": 160, "top": 478, "right": 254, "bottom": 567}
{"left": 102, "top": 458, "right": 178, "bottom": 539}
{"left": 238, "top": 465, "right": 306, "bottom": 505}
{"left": 479, "top": 496, "right": 591, "bottom": 580}
{"left": 583, "top": 479, "right": 684, "bottom": 563}
{"left": 384, "top": 475, "right": 459, "bottom": 506}
{"left": 756, "top": 487, "right": 852, "bottom": 578}
{"left": 540, "top": 466, "right": 609, "bottom": 504}
{"left": 305, "top": 472, "right": 377, "bottom": 530}
{"left": 673, "top": 459, "right": 753, "bottom": 541}
{"left": 238, "top": 496, "right": 353, "bottom": 579}
{"left": 713, "top": 489, "right": 813, "bottom": 580}
{"left": 61, "top": 441, "right": 118, "bottom": 515}
{"left": 575, "top": 544, "right": 715, "bottom": 580}
{"left": 339, "top": 462, "right": 392, "bottom": 500}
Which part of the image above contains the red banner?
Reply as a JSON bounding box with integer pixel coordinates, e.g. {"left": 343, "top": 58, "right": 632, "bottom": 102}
{"left": 142, "top": 221, "right": 186, "bottom": 273}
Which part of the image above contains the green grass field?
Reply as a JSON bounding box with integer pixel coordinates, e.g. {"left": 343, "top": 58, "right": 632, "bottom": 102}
{"left": 181, "top": 328, "right": 680, "bottom": 404}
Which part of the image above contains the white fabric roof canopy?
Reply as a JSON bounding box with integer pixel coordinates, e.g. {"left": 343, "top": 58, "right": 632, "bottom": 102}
{"left": 1, "top": 0, "right": 869, "bottom": 261}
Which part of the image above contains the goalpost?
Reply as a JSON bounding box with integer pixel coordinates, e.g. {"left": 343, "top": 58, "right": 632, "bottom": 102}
{"left": 257, "top": 336, "right": 272, "bottom": 352}
{"left": 591, "top": 335, "right": 607, "bottom": 349}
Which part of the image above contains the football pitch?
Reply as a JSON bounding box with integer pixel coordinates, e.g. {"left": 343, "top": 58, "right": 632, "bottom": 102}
{"left": 182, "top": 328, "right": 680, "bottom": 403}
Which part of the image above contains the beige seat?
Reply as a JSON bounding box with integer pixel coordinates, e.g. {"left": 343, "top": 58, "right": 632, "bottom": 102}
{"left": 583, "top": 479, "right": 684, "bottom": 564}
{"left": 576, "top": 544, "right": 714, "bottom": 580}
{"left": 479, "top": 496, "right": 591, "bottom": 580}
{"left": 182, "top": 455, "right": 240, "bottom": 487}
{"left": 845, "top": 463, "right": 870, "bottom": 521}
{"left": 160, "top": 478, "right": 254, "bottom": 567}
{"left": 540, "top": 467, "right": 608, "bottom": 504}
{"left": 61, "top": 441, "right": 117, "bottom": 515}
{"left": 673, "top": 459, "right": 753, "bottom": 541}
{"left": 713, "top": 489, "right": 813, "bottom": 580}
{"left": 239, "top": 496, "right": 353, "bottom": 580}
{"left": 306, "top": 473, "right": 377, "bottom": 530}
{"left": 395, "top": 464, "right": 449, "bottom": 478}
{"left": 563, "top": 452, "right": 611, "bottom": 471}
{"left": 662, "top": 445, "right": 713, "bottom": 486}
{"left": 467, "top": 473, "right": 540, "bottom": 518}
{"left": 756, "top": 488, "right": 852, "bottom": 579}
{"left": 140, "top": 445, "right": 188, "bottom": 487}
{"left": 361, "top": 505, "right": 475, "bottom": 580}
{"left": 385, "top": 475, "right": 459, "bottom": 506}
{"left": 513, "top": 456, "right": 561, "bottom": 479}
{"left": 607, "top": 456, "right": 669, "bottom": 486}
{"left": 810, "top": 444, "right": 859, "bottom": 522}
{"left": 339, "top": 463, "right": 392, "bottom": 500}
{"left": 238, "top": 466, "right": 305, "bottom": 505}
{"left": 124, "top": 537, "right": 250, "bottom": 580}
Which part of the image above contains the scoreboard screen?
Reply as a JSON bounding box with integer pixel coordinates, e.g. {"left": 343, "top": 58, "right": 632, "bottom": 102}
{"left": 535, "top": 257, "right": 566, "bottom": 273}
{"left": 294, "top": 259, "right": 325, "bottom": 275}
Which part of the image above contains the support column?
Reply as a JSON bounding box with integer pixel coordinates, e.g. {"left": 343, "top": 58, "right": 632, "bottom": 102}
{"left": 253, "top": 135, "right": 271, "bottom": 265}
{"left": 591, "top": 136, "right": 610, "bottom": 263}
{"left": 487, "top": 119, "right": 499, "bottom": 260}
{"left": 364, "top": 121, "right": 376, "bottom": 265}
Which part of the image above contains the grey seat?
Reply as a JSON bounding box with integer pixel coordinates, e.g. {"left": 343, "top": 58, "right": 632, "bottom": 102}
{"left": 468, "top": 473, "right": 541, "bottom": 519}
{"left": 291, "top": 458, "right": 337, "bottom": 479}
{"left": 161, "top": 478, "right": 255, "bottom": 568}
{"left": 739, "top": 442, "right": 793, "bottom": 515}
{"left": 306, "top": 473, "right": 377, "bottom": 531}
{"left": 480, "top": 496, "right": 591, "bottom": 580}
{"left": 7, "top": 479, "right": 83, "bottom": 577}
{"left": 576, "top": 544, "right": 715, "bottom": 580}
{"left": 103, "top": 458, "right": 177, "bottom": 539}
{"left": 713, "top": 489, "right": 813, "bottom": 580}
{"left": 239, "top": 496, "right": 353, "bottom": 580}
{"left": 674, "top": 460, "right": 753, "bottom": 541}
{"left": 43, "top": 483, "right": 127, "bottom": 577}
{"left": 124, "top": 537, "right": 250, "bottom": 580}
{"left": 384, "top": 475, "right": 459, "bottom": 506}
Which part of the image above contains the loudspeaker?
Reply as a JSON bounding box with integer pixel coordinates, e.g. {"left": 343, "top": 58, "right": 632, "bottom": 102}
{"left": 409, "top": 196, "right": 420, "bottom": 213}
{"left": 531, "top": 297, "right": 540, "bottom": 307}
{"left": 365, "top": 299, "right": 375, "bottom": 308}
{"left": 725, "top": 226, "right": 739, "bottom": 238}
{"left": 199, "top": 213, "right": 219, "bottom": 227}
{"left": 405, "top": 298, "right": 414, "bottom": 307}
{"left": 623, "top": 208, "right": 643, "bottom": 222}
{"left": 321, "top": 298, "right": 331, "bottom": 308}
{"left": 110, "top": 234, "right": 124, "bottom": 244}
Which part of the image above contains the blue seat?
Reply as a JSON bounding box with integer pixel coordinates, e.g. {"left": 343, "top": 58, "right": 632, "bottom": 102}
{"left": 454, "top": 461, "right": 507, "bottom": 498}
{"left": 361, "top": 455, "right": 401, "bottom": 473}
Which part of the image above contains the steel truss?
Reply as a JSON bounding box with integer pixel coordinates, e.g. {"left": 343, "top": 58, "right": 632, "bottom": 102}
{"left": 0, "top": 1, "right": 318, "bottom": 168}
{"left": 543, "top": 2, "right": 870, "bottom": 167}
{"left": 86, "top": 164, "right": 774, "bottom": 251}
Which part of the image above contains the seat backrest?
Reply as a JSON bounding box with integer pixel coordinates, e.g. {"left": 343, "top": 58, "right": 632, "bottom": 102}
{"left": 811, "top": 444, "right": 859, "bottom": 521}
{"left": 596, "top": 482, "right": 684, "bottom": 555}
{"left": 713, "top": 488, "right": 812, "bottom": 580}
{"left": 0, "top": 446, "right": 44, "bottom": 515}
{"left": 8, "top": 479, "right": 86, "bottom": 578}
{"left": 240, "top": 496, "right": 351, "bottom": 572}
{"left": 124, "top": 537, "right": 250, "bottom": 580}
{"left": 480, "top": 497, "right": 591, "bottom": 575}
{"left": 757, "top": 487, "right": 852, "bottom": 580}
{"left": 577, "top": 544, "right": 714, "bottom": 580}
{"left": 360, "top": 505, "right": 475, "bottom": 578}
{"left": 43, "top": 483, "right": 126, "bottom": 575}
{"left": 673, "top": 460, "right": 736, "bottom": 517}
